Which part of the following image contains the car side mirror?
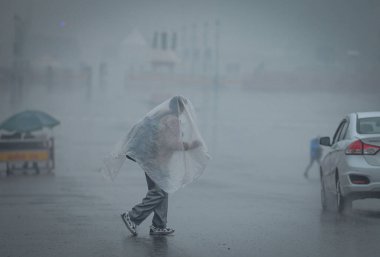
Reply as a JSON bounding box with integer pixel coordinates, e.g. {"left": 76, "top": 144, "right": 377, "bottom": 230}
{"left": 320, "top": 137, "right": 331, "bottom": 146}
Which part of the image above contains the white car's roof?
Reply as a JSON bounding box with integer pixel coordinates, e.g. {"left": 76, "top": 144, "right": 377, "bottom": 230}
{"left": 355, "top": 112, "right": 380, "bottom": 119}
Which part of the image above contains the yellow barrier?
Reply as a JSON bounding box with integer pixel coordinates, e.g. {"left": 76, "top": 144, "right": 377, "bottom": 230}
{"left": 0, "top": 151, "right": 49, "bottom": 161}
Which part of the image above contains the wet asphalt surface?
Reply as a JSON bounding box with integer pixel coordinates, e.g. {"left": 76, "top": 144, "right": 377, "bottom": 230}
{"left": 3, "top": 162, "right": 380, "bottom": 257}
{"left": 1, "top": 85, "right": 380, "bottom": 257}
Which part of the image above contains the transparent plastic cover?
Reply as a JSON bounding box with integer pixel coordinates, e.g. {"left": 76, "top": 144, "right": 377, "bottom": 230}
{"left": 102, "top": 96, "right": 210, "bottom": 193}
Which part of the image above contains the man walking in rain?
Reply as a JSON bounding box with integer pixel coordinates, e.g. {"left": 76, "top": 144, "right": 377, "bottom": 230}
{"left": 303, "top": 136, "right": 322, "bottom": 179}
{"left": 102, "top": 96, "right": 209, "bottom": 236}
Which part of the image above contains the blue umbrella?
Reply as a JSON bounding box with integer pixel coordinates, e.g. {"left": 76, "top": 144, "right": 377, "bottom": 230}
{"left": 0, "top": 110, "right": 60, "bottom": 132}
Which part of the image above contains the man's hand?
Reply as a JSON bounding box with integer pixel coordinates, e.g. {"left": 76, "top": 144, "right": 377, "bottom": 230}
{"left": 191, "top": 140, "right": 201, "bottom": 149}
{"left": 183, "top": 142, "right": 190, "bottom": 150}
{"left": 183, "top": 140, "right": 202, "bottom": 150}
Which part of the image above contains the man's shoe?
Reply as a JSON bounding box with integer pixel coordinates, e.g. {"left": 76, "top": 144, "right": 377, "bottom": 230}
{"left": 149, "top": 225, "right": 175, "bottom": 236}
{"left": 121, "top": 212, "right": 137, "bottom": 236}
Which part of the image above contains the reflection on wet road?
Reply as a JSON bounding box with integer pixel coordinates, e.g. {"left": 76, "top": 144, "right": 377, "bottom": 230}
{"left": 122, "top": 236, "right": 170, "bottom": 257}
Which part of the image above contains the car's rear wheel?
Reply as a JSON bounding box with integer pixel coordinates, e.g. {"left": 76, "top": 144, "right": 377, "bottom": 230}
{"left": 336, "top": 178, "right": 344, "bottom": 212}
{"left": 336, "top": 177, "right": 352, "bottom": 212}
{"left": 320, "top": 172, "right": 327, "bottom": 211}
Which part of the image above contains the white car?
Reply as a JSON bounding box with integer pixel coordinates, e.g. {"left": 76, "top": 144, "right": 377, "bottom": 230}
{"left": 320, "top": 112, "right": 380, "bottom": 212}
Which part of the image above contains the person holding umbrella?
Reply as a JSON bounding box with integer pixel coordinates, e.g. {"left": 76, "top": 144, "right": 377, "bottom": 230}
{"left": 0, "top": 110, "right": 60, "bottom": 176}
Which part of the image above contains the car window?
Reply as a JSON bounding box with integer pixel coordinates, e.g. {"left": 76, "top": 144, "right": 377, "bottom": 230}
{"left": 332, "top": 121, "right": 345, "bottom": 145}
{"left": 338, "top": 120, "right": 349, "bottom": 141}
{"left": 357, "top": 117, "right": 380, "bottom": 134}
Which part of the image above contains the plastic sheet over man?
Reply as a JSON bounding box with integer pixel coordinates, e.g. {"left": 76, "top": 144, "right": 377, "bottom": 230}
{"left": 102, "top": 96, "right": 210, "bottom": 193}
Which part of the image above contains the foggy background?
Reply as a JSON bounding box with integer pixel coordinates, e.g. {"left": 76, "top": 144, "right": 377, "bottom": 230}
{"left": 1, "top": 0, "right": 380, "bottom": 91}
{"left": 1, "top": 0, "right": 380, "bottom": 170}
{"left": 1, "top": 1, "right": 380, "bottom": 257}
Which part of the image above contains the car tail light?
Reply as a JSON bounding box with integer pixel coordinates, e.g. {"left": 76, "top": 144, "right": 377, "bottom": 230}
{"left": 345, "top": 140, "right": 380, "bottom": 155}
{"left": 345, "top": 140, "right": 363, "bottom": 155}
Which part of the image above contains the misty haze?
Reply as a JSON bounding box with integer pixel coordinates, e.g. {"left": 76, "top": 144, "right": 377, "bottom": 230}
{"left": 1, "top": 1, "right": 380, "bottom": 257}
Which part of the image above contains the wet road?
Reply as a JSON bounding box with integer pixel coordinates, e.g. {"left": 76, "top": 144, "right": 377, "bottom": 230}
{"left": 3, "top": 163, "right": 380, "bottom": 257}
{"left": 1, "top": 85, "right": 380, "bottom": 257}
